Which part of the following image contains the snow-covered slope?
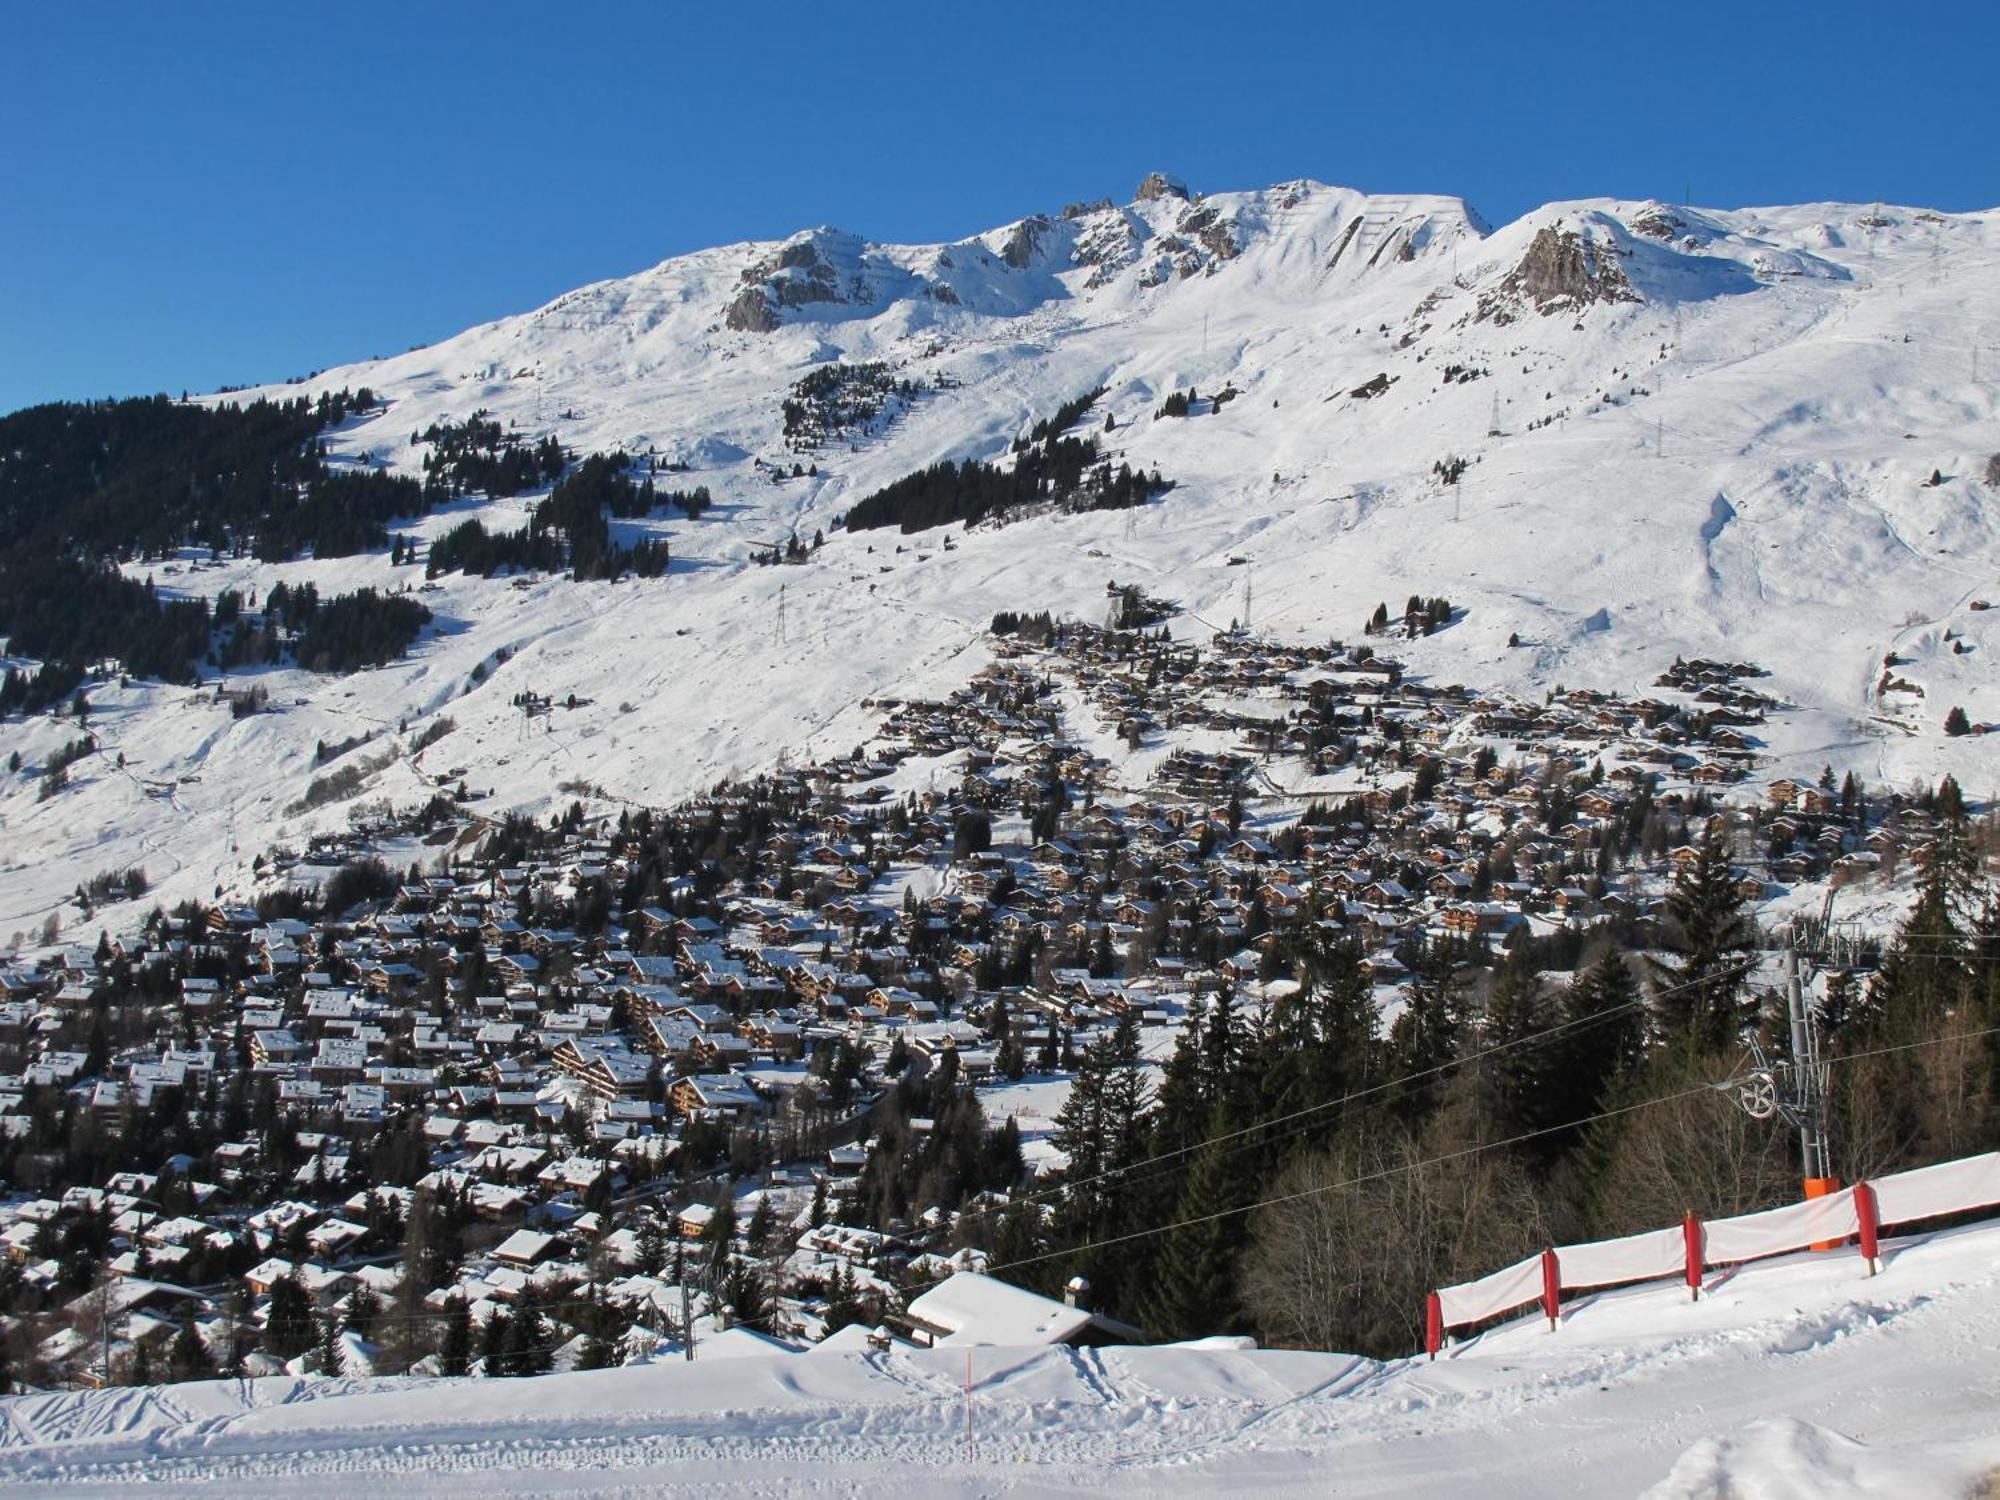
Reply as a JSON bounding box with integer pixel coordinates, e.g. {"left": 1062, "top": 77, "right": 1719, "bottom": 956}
{"left": 6, "top": 1218, "right": 2000, "bottom": 1496}
{"left": 3, "top": 175, "right": 1997, "bottom": 937}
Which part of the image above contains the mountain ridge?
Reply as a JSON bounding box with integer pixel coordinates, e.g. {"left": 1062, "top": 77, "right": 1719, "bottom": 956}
{"left": 0, "top": 173, "right": 1995, "bottom": 936}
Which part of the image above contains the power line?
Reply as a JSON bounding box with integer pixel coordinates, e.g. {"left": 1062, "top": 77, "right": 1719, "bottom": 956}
{"left": 997, "top": 958, "right": 1758, "bottom": 1217}
{"left": 984, "top": 1020, "right": 2000, "bottom": 1276}
{"left": 987, "top": 1079, "right": 1721, "bottom": 1275}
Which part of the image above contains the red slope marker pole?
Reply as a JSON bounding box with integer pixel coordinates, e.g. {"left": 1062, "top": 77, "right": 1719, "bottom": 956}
{"left": 1683, "top": 1212, "right": 1703, "bottom": 1302}
{"left": 1855, "top": 1181, "right": 1881, "bottom": 1276}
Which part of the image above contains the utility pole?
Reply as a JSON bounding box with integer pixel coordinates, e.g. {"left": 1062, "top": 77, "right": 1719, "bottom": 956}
{"left": 777, "top": 583, "right": 787, "bottom": 648}
{"left": 1786, "top": 945, "right": 1831, "bottom": 1186}
{"left": 1731, "top": 939, "right": 1832, "bottom": 1195}
{"left": 682, "top": 1277, "right": 694, "bottom": 1362}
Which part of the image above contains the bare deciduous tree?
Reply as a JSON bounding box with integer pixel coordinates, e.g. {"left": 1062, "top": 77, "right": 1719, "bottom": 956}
{"left": 1241, "top": 1092, "right": 1549, "bottom": 1356}
{"left": 1589, "top": 1052, "right": 1792, "bottom": 1234}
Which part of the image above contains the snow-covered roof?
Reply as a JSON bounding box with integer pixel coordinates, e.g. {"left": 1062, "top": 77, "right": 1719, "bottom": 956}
{"left": 903, "top": 1271, "right": 1096, "bottom": 1347}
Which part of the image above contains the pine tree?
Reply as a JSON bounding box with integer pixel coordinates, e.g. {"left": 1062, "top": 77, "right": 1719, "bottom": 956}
{"left": 1292, "top": 931, "right": 1379, "bottom": 1114}
{"left": 1387, "top": 944, "right": 1467, "bottom": 1122}
{"left": 1865, "top": 788, "right": 1982, "bottom": 1034}
{"left": 169, "top": 1313, "right": 213, "bottom": 1382}
{"left": 1140, "top": 1114, "right": 1252, "bottom": 1340}
{"left": 316, "top": 1312, "right": 343, "bottom": 1376}
{"left": 1548, "top": 950, "right": 1646, "bottom": 1140}
{"left": 479, "top": 1307, "right": 511, "bottom": 1375}
{"left": 264, "top": 1273, "right": 315, "bottom": 1358}
{"left": 577, "top": 1303, "right": 623, "bottom": 1370}
{"left": 344, "top": 1284, "right": 380, "bottom": 1337}
{"left": 1478, "top": 953, "right": 1555, "bottom": 1147}
{"left": 504, "top": 1290, "right": 550, "bottom": 1376}
{"left": 438, "top": 1296, "right": 472, "bottom": 1376}
{"left": 1650, "top": 824, "right": 1754, "bottom": 1050}
{"left": 746, "top": 1196, "right": 775, "bottom": 1257}
{"left": 721, "top": 1259, "right": 770, "bottom": 1329}
{"left": 822, "top": 1263, "right": 867, "bottom": 1335}
{"left": 701, "top": 1195, "right": 738, "bottom": 1275}
{"left": 1048, "top": 1015, "right": 1149, "bottom": 1305}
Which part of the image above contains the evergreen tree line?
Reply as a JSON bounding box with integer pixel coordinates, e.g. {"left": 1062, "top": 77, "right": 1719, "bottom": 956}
{"left": 413, "top": 413, "right": 565, "bottom": 500}
{"left": 426, "top": 454, "right": 669, "bottom": 581}
{"left": 781, "top": 362, "right": 919, "bottom": 449}
{"left": 0, "top": 391, "right": 436, "bottom": 701}
{"left": 843, "top": 439, "right": 1165, "bottom": 535}
{"left": 843, "top": 387, "right": 1165, "bottom": 535}
{"left": 1017, "top": 387, "right": 1107, "bottom": 448}
{"left": 227, "top": 580, "right": 431, "bottom": 676}
{"left": 0, "top": 389, "right": 401, "bottom": 563}
{"left": 959, "top": 799, "right": 2000, "bottom": 1358}
{"left": 989, "top": 610, "right": 1060, "bottom": 644}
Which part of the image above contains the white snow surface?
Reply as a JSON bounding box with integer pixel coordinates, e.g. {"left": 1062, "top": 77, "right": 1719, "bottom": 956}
{"left": 4, "top": 178, "right": 2000, "bottom": 938}
{"left": 6, "top": 1217, "right": 2000, "bottom": 1495}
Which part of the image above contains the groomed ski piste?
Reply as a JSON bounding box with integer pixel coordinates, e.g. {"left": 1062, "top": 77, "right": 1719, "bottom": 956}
{"left": 4, "top": 1214, "right": 1999, "bottom": 1497}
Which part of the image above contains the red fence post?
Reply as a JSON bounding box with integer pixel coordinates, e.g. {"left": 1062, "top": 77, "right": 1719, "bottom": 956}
{"left": 1683, "top": 1212, "right": 1703, "bottom": 1301}
{"left": 1541, "top": 1248, "right": 1561, "bottom": 1331}
{"left": 1855, "top": 1181, "right": 1880, "bottom": 1275}
{"left": 1425, "top": 1293, "right": 1442, "bottom": 1360}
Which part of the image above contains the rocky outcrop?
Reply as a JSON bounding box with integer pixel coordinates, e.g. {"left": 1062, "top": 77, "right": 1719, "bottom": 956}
{"left": 1178, "top": 204, "right": 1239, "bottom": 263}
{"left": 724, "top": 286, "right": 779, "bottom": 333}
{"left": 1072, "top": 210, "right": 1138, "bottom": 289}
{"left": 772, "top": 264, "right": 841, "bottom": 307}
{"left": 1630, "top": 205, "right": 1684, "bottom": 241}
{"left": 1135, "top": 171, "right": 1190, "bottom": 203}
{"left": 999, "top": 216, "right": 1050, "bottom": 270}
{"left": 1476, "top": 226, "right": 1639, "bottom": 325}
{"left": 1325, "top": 217, "right": 1363, "bottom": 269}
{"left": 727, "top": 235, "right": 852, "bottom": 331}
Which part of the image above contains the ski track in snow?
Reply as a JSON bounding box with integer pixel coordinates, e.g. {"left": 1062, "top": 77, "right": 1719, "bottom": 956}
{"left": 6, "top": 1220, "right": 2000, "bottom": 1496}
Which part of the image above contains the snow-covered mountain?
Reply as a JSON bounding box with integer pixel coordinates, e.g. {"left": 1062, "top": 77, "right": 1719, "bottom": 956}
{"left": 2, "top": 173, "right": 1997, "bottom": 937}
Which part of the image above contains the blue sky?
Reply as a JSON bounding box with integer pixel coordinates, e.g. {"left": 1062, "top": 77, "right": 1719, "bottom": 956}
{"left": 4, "top": 0, "right": 1995, "bottom": 414}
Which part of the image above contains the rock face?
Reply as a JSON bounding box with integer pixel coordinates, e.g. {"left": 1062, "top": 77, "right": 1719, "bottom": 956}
{"left": 999, "top": 217, "right": 1050, "bottom": 270}
{"left": 1630, "top": 205, "right": 1685, "bottom": 241}
{"left": 726, "top": 234, "right": 853, "bottom": 331}
{"left": 1178, "top": 204, "right": 1239, "bottom": 263}
{"left": 1135, "top": 171, "right": 1190, "bottom": 203}
{"left": 1477, "top": 226, "right": 1639, "bottom": 324}
{"left": 724, "top": 286, "right": 779, "bottom": 333}
{"left": 772, "top": 265, "right": 841, "bottom": 307}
